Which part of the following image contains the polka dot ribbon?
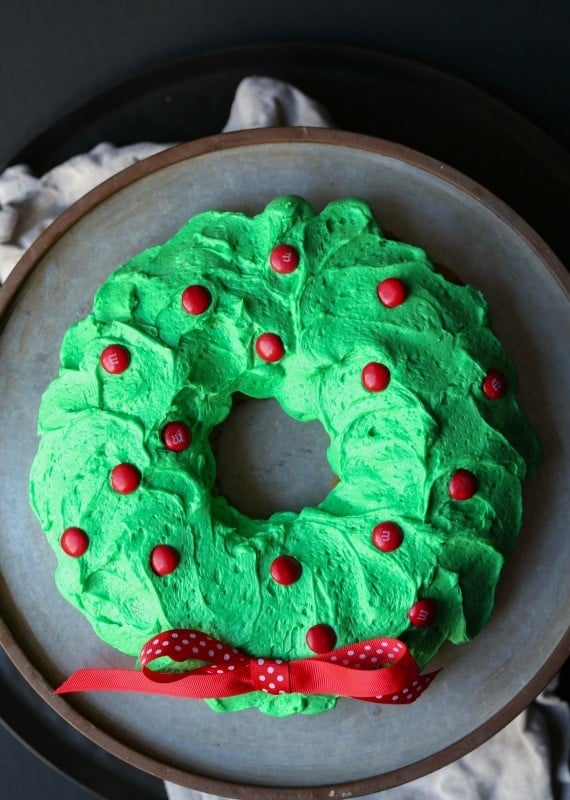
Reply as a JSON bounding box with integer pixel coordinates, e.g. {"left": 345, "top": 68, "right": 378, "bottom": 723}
{"left": 55, "top": 629, "right": 439, "bottom": 704}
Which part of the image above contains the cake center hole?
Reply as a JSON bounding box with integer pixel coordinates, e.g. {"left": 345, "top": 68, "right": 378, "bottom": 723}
{"left": 213, "top": 397, "right": 333, "bottom": 519}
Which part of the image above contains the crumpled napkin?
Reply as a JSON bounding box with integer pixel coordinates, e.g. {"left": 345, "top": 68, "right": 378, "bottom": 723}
{"left": 0, "top": 75, "right": 568, "bottom": 800}
{"left": 0, "top": 76, "right": 332, "bottom": 284}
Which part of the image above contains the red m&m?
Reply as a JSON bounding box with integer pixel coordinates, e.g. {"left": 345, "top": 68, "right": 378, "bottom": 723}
{"left": 255, "top": 333, "right": 285, "bottom": 363}
{"left": 61, "top": 527, "right": 89, "bottom": 557}
{"left": 483, "top": 370, "right": 508, "bottom": 399}
{"left": 150, "top": 545, "right": 180, "bottom": 576}
{"left": 182, "top": 285, "right": 212, "bottom": 315}
{"left": 269, "top": 244, "right": 300, "bottom": 274}
{"left": 372, "top": 522, "right": 403, "bottom": 552}
{"left": 110, "top": 463, "right": 141, "bottom": 494}
{"left": 408, "top": 599, "right": 437, "bottom": 627}
{"left": 449, "top": 469, "right": 478, "bottom": 500}
{"left": 377, "top": 278, "right": 407, "bottom": 308}
{"left": 306, "top": 624, "right": 337, "bottom": 654}
{"left": 162, "top": 421, "right": 192, "bottom": 452}
{"left": 100, "top": 345, "right": 130, "bottom": 374}
{"left": 270, "top": 555, "right": 302, "bottom": 585}
{"left": 362, "top": 362, "right": 391, "bottom": 392}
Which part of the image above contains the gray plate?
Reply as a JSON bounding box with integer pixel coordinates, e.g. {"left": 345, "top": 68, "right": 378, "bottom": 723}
{"left": 0, "top": 130, "right": 568, "bottom": 798}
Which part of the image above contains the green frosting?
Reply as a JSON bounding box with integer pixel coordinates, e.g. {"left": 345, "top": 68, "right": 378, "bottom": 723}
{"left": 29, "top": 197, "right": 540, "bottom": 716}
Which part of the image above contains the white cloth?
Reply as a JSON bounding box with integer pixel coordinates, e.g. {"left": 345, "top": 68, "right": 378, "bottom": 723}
{"left": 222, "top": 75, "right": 333, "bottom": 131}
{"left": 0, "top": 76, "right": 568, "bottom": 800}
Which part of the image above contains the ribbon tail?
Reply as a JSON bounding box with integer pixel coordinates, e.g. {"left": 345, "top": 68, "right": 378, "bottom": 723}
{"left": 290, "top": 646, "right": 440, "bottom": 705}
{"left": 360, "top": 668, "right": 441, "bottom": 704}
{"left": 56, "top": 664, "right": 253, "bottom": 699}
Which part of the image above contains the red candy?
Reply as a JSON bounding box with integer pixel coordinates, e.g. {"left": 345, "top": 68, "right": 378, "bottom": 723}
{"left": 483, "top": 369, "right": 508, "bottom": 399}
{"left": 100, "top": 345, "right": 130, "bottom": 374}
{"left": 270, "top": 555, "right": 302, "bottom": 585}
{"left": 408, "top": 599, "right": 437, "bottom": 627}
{"left": 110, "top": 463, "right": 141, "bottom": 494}
{"left": 162, "top": 421, "right": 192, "bottom": 452}
{"left": 60, "top": 527, "right": 89, "bottom": 557}
{"left": 150, "top": 545, "right": 180, "bottom": 576}
{"left": 255, "top": 333, "right": 285, "bottom": 362}
{"left": 449, "top": 469, "right": 478, "bottom": 500}
{"left": 269, "top": 244, "right": 300, "bottom": 274}
{"left": 361, "top": 362, "right": 390, "bottom": 392}
{"left": 377, "top": 278, "right": 407, "bottom": 307}
{"left": 182, "top": 285, "right": 212, "bottom": 315}
{"left": 306, "top": 624, "right": 337, "bottom": 654}
{"left": 372, "top": 521, "right": 403, "bottom": 552}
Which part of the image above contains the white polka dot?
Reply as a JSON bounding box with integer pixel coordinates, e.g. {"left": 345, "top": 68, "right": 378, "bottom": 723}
{"left": 267, "top": 666, "right": 274, "bottom": 674}
{"left": 277, "top": 675, "right": 284, "bottom": 682}
{"left": 224, "top": 654, "right": 230, "bottom": 661}
{"left": 208, "top": 650, "right": 215, "bottom": 657}
{"left": 259, "top": 675, "right": 266, "bottom": 681}
{"left": 269, "top": 682, "right": 276, "bottom": 689}
{"left": 257, "top": 658, "right": 265, "bottom": 665}
{"left": 347, "top": 650, "right": 354, "bottom": 656}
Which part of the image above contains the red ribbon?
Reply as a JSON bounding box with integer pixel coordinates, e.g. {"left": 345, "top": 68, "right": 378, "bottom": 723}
{"left": 56, "top": 629, "right": 439, "bottom": 704}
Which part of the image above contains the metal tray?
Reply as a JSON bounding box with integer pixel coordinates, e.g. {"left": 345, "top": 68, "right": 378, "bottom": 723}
{"left": 0, "top": 128, "right": 568, "bottom": 798}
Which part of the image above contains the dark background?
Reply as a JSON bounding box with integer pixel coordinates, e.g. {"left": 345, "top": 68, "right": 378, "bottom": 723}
{"left": 1, "top": 1, "right": 568, "bottom": 799}
{"left": 2, "top": 0, "right": 569, "bottom": 166}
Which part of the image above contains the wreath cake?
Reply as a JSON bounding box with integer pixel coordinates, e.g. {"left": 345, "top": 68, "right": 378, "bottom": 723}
{"left": 29, "top": 196, "right": 540, "bottom": 716}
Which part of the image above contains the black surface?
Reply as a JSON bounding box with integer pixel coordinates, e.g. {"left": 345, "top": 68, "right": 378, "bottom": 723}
{"left": 1, "top": 37, "right": 569, "bottom": 800}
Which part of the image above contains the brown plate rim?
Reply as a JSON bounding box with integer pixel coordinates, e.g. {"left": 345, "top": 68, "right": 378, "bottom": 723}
{"left": 0, "top": 127, "right": 569, "bottom": 799}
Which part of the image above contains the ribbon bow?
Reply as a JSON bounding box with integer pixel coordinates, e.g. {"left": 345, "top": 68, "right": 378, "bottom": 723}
{"left": 56, "top": 629, "right": 438, "bottom": 704}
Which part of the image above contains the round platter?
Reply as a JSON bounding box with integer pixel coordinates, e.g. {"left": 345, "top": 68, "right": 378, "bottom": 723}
{"left": 0, "top": 128, "right": 568, "bottom": 798}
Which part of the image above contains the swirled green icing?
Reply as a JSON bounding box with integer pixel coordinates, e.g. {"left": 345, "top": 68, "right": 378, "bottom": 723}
{"left": 29, "top": 196, "right": 539, "bottom": 716}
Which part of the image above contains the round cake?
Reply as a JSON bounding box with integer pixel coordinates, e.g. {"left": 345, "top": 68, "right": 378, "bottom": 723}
{"left": 29, "top": 196, "right": 540, "bottom": 716}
